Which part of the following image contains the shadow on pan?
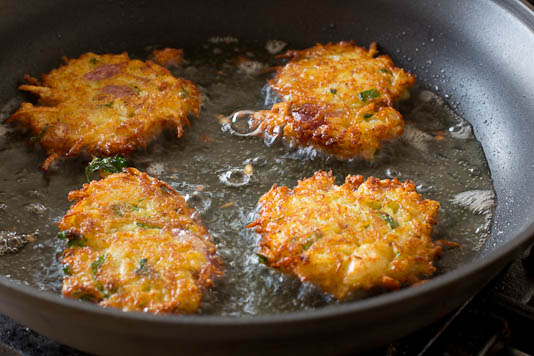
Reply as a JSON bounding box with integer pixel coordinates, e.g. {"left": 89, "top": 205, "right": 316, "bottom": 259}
{"left": 0, "top": 0, "right": 533, "bottom": 355}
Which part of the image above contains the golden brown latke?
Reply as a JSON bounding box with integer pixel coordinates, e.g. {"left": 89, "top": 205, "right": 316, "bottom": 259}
{"left": 248, "top": 171, "right": 441, "bottom": 300}
{"left": 250, "top": 42, "right": 415, "bottom": 159}
{"left": 58, "top": 168, "right": 222, "bottom": 314}
{"left": 8, "top": 52, "right": 200, "bottom": 170}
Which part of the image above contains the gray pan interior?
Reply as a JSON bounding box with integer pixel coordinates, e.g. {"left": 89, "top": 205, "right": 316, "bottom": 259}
{"left": 0, "top": 0, "right": 533, "bottom": 355}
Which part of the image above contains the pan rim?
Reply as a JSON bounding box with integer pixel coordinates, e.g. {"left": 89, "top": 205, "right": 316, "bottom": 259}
{"left": 0, "top": 0, "right": 533, "bottom": 329}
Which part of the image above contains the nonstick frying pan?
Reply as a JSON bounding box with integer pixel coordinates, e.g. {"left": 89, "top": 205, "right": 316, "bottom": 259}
{"left": 0, "top": 0, "right": 533, "bottom": 355}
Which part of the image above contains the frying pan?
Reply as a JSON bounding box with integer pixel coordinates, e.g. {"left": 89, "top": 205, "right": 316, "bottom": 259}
{"left": 0, "top": 0, "right": 533, "bottom": 355}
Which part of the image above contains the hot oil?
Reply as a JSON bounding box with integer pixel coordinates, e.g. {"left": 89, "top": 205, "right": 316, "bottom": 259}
{"left": 0, "top": 39, "right": 495, "bottom": 315}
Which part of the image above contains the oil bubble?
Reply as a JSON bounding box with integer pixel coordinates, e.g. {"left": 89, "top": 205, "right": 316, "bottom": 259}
{"left": 236, "top": 59, "right": 265, "bottom": 76}
{"left": 185, "top": 192, "right": 212, "bottom": 214}
{"left": 243, "top": 156, "right": 267, "bottom": 167}
{"left": 263, "top": 127, "right": 281, "bottom": 146}
{"left": 265, "top": 40, "right": 287, "bottom": 54}
{"left": 146, "top": 162, "right": 166, "bottom": 176}
{"left": 208, "top": 36, "right": 239, "bottom": 44}
{"left": 27, "top": 190, "right": 45, "bottom": 199}
{"left": 468, "top": 166, "right": 481, "bottom": 176}
{"left": 24, "top": 203, "right": 47, "bottom": 216}
{"left": 448, "top": 123, "right": 473, "bottom": 139}
{"left": 219, "top": 168, "right": 251, "bottom": 187}
{"left": 385, "top": 168, "right": 401, "bottom": 178}
{"left": 0, "top": 231, "right": 28, "bottom": 255}
{"left": 416, "top": 183, "right": 434, "bottom": 193}
{"left": 223, "top": 110, "right": 262, "bottom": 137}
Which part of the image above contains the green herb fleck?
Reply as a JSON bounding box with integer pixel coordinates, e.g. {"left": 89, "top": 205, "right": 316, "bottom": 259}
{"left": 79, "top": 294, "right": 95, "bottom": 302}
{"left": 96, "top": 284, "right": 112, "bottom": 298}
{"left": 136, "top": 258, "right": 149, "bottom": 275}
{"left": 63, "top": 266, "right": 72, "bottom": 276}
{"left": 131, "top": 199, "right": 145, "bottom": 212}
{"left": 256, "top": 253, "right": 268, "bottom": 264}
{"left": 132, "top": 85, "right": 141, "bottom": 95}
{"left": 111, "top": 204, "right": 123, "bottom": 216}
{"left": 85, "top": 156, "right": 127, "bottom": 182}
{"left": 180, "top": 85, "right": 189, "bottom": 98}
{"left": 91, "top": 254, "right": 106, "bottom": 276}
{"left": 57, "top": 231, "right": 69, "bottom": 240}
{"left": 379, "top": 68, "right": 392, "bottom": 74}
{"left": 59, "top": 231, "right": 87, "bottom": 247}
{"left": 97, "top": 283, "right": 117, "bottom": 298}
{"left": 359, "top": 89, "right": 380, "bottom": 102}
{"left": 394, "top": 251, "right": 401, "bottom": 258}
{"left": 104, "top": 101, "right": 114, "bottom": 108}
{"left": 95, "top": 282, "right": 104, "bottom": 292}
{"left": 363, "top": 113, "right": 374, "bottom": 120}
{"left": 67, "top": 235, "right": 88, "bottom": 248}
{"left": 136, "top": 222, "right": 161, "bottom": 230}
{"left": 302, "top": 241, "right": 314, "bottom": 250}
{"left": 330, "top": 88, "right": 337, "bottom": 95}
{"left": 301, "top": 232, "right": 323, "bottom": 250}
{"left": 90, "top": 58, "right": 98, "bottom": 65}
{"left": 29, "top": 125, "right": 49, "bottom": 144}
{"left": 379, "top": 212, "right": 399, "bottom": 229}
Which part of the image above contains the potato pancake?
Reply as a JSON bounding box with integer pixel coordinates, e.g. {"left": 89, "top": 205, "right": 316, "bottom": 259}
{"left": 248, "top": 171, "right": 441, "bottom": 300}
{"left": 8, "top": 52, "right": 201, "bottom": 170}
{"left": 250, "top": 42, "right": 415, "bottom": 159}
{"left": 58, "top": 168, "right": 222, "bottom": 314}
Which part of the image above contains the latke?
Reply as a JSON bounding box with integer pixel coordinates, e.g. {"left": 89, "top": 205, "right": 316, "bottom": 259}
{"left": 248, "top": 171, "right": 441, "bottom": 300}
{"left": 250, "top": 42, "right": 415, "bottom": 159}
{"left": 8, "top": 52, "right": 201, "bottom": 170}
{"left": 58, "top": 168, "right": 222, "bottom": 314}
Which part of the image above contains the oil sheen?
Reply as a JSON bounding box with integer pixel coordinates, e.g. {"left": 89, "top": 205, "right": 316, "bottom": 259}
{"left": 0, "top": 39, "right": 495, "bottom": 316}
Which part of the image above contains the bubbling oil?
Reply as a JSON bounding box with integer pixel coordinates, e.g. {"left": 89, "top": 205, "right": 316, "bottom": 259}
{"left": 0, "top": 39, "right": 494, "bottom": 315}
